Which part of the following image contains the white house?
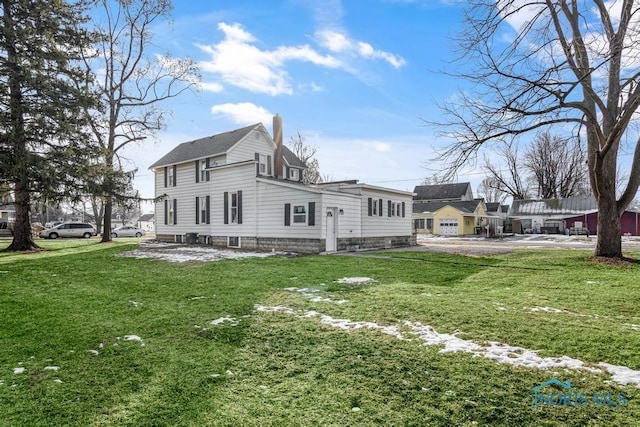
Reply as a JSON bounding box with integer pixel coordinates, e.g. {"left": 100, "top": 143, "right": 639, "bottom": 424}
{"left": 149, "top": 115, "right": 415, "bottom": 253}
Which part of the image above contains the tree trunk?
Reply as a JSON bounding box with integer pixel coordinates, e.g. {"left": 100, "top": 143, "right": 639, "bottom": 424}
{"left": 6, "top": 181, "right": 40, "bottom": 251}
{"left": 595, "top": 192, "right": 623, "bottom": 258}
{"left": 101, "top": 198, "right": 112, "bottom": 243}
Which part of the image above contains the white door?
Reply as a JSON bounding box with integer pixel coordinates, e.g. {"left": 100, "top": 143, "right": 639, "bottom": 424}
{"left": 326, "top": 209, "right": 337, "bottom": 252}
{"left": 438, "top": 218, "right": 459, "bottom": 236}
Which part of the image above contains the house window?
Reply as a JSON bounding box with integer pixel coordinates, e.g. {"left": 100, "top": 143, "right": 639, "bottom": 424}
{"left": 168, "top": 166, "right": 175, "bottom": 186}
{"left": 168, "top": 200, "right": 175, "bottom": 224}
{"left": 427, "top": 218, "right": 433, "bottom": 229}
{"left": 200, "top": 197, "right": 207, "bottom": 224}
{"left": 396, "top": 203, "right": 401, "bottom": 217}
{"left": 200, "top": 160, "right": 208, "bottom": 182}
{"left": 289, "top": 168, "right": 299, "bottom": 180}
{"left": 259, "top": 154, "right": 267, "bottom": 174}
{"left": 414, "top": 219, "right": 425, "bottom": 230}
{"left": 231, "top": 192, "right": 238, "bottom": 223}
{"left": 228, "top": 236, "right": 240, "bottom": 248}
{"left": 372, "top": 199, "right": 378, "bottom": 216}
{"left": 293, "top": 205, "right": 306, "bottom": 223}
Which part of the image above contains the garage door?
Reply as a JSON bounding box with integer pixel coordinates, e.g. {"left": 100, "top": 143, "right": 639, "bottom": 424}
{"left": 438, "top": 218, "right": 459, "bottom": 236}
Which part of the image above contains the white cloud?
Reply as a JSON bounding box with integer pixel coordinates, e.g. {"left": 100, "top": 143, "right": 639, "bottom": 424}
{"left": 210, "top": 102, "right": 273, "bottom": 126}
{"left": 363, "top": 141, "right": 392, "bottom": 153}
{"left": 197, "top": 22, "right": 341, "bottom": 96}
{"left": 316, "top": 29, "right": 406, "bottom": 69}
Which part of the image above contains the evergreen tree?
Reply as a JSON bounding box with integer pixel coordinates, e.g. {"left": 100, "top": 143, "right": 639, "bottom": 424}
{"left": 0, "top": 0, "right": 98, "bottom": 251}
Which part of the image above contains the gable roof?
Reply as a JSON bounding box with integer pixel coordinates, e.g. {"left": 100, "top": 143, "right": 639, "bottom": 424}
{"left": 510, "top": 196, "right": 597, "bottom": 216}
{"left": 283, "top": 146, "right": 306, "bottom": 168}
{"left": 485, "top": 202, "right": 501, "bottom": 212}
{"left": 139, "top": 213, "right": 154, "bottom": 222}
{"left": 413, "top": 199, "right": 483, "bottom": 215}
{"left": 413, "top": 182, "right": 471, "bottom": 201}
{"left": 149, "top": 123, "right": 260, "bottom": 169}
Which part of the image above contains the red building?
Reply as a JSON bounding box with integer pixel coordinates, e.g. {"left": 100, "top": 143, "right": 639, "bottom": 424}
{"left": 564, "top": 210, "right": 640, "bottom": 236}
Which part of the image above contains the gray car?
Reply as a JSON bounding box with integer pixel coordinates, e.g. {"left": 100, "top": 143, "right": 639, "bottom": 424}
{"left": 39, "top": 222, "right": 97, "bottom": 239}
{"left": 111, "top": 226, "right": 146, "bottom": 238}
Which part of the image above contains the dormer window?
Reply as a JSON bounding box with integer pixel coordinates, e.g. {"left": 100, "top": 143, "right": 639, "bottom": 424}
{"left": 289, "top": 168, "right": 299, "bottom": 181}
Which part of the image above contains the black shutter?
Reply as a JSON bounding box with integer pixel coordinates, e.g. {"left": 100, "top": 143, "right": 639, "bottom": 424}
{"left": 172, "top": 165, "right": 177, "bottom": 187}
{"left": 173, "top": 198, "right": 177, "bottom": 224}
{"left": 206, "top": 158, "right": 211, "bottom": 181}
{"left": 368, "top": 198, "right": 372, "bottom": 216}
{"left": 308, "top": 202, "right": 315, "bottom": 226}
{"left": 388, "top": 200, "right": 392, "bottom": 217}
{"left": 402, "top": 202, "right": 405, "bottom": 218}
{"left": 379, "top": 199, "right": 383, "bottom": 217}
{"left": 195, "top": 161, "right": 199, "bottom": 183}
{"left": 164, "top": 199, "right": 168, "bottom": 225}
{"left": 195, "top": 197, "right": 200, "bottom": 224}
{"left": 206, "top": 196, "right": 210, "bottom": 224}
{"left": 255, "top": 153, "right": 260, "bottom": 175}
{"left": 164, "top": 167, "right": 168, "bottom": 187}
{"left": 223, "top": 192, "right": 229, "bottom": 224}
{"left": 237, "top": 191, "right": 243, "bottom": 224}
{"left": 284, "top": 203, "right": 291, "bottom": 226}
{"left": 267, "top": 155, "right": 272, "bottom": 175}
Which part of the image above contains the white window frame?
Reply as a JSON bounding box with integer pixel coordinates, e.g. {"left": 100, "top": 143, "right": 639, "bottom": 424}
{"left": 289, "top": 168, "right": 299, "bottom": 180}
{"left": 293, "top": 205, "right": 306, "bottom": 224}
{"left": 259, "top": 154, "right": 267, "bottom": 174}
{"left": 168, "top": 167, "right": 175, "bottom": 186}
{"left": 228, "top": 236, "right": 240, "bottom": 248}
{"left": 199, "top": 196, "right": 207, "bottom": 224}
{"left": 168, "top": 200, "right": 175, "bottom": 225}
{"left": 200, "top": 160, "right": 208, "bottom": 182}
{"left": 230, "top": 192, "right": 238, "bottom": 224}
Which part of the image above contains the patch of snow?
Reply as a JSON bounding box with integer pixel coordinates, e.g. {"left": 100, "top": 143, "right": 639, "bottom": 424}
{"left": 624, "top": 323, "right": 640, "bottom": 331}
{"left": 13, "top": 368, "right": 25, "bottom": 374}
{"left": 336, "top": 277, "right": 376, "bottom": 285}
{"left": 529, "top": 306, "right": 569, "bottom": 314}
{"left": 255, "top": 305, "right": 640, "bottom": 388}
{"left": 210, "top": 373, "right": 221, "bottom": 378}
{"left": 53, "top": 379, "right": 63, "bottom": 384}
{"left": 129, "top": 300, "right": 141, "bottom": 307}
{"left": 226, "top": 370, "right": 234, "bottom": 376}
{"left": 117, "top": 244, "right": 285, "bottom": 263}
{"left": 87, "top": 350, "right": 99, "bottom": 355}
{"left": 210, "top": 317, "right": 239, "bottom": 326}
{"left": 44, "top": 366, "right": 59, "bottom": 371}
{"left": 585, "top": 281, "right": 599, "bottom": 285}
{"left": 124, "top": 335, "right": 145, "bottom": 346}
{"left": 190, "top": 296, "right": 207, "bottom": 300}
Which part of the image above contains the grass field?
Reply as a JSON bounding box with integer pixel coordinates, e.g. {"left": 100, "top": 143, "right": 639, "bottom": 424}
{"left": 1, "top": 240, "right": 639, "bottom": 426}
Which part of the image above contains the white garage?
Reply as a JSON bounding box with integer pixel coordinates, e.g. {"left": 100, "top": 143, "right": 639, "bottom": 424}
{"left": 438, "top": 218, "right": 459, "bottom": 236}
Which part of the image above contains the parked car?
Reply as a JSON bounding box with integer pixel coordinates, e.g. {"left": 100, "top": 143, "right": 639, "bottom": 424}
{"left": 39, "top": 222, "right": 97, "bottom": 239}
{"left": 111, "top": 226, "right": 146, "bottom": 238}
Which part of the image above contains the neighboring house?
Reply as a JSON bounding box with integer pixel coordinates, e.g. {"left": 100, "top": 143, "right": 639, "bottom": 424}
{"left": 138, "top": 214, "right": 155, "bottom": 232}
{"left": 413, "top": 199, "right": 487, "bottom": 236}
{"left": 509, "top": 197, "right": 597, "bottom": 234}
{"left": 149, "top": 115, "right": 414, "bottom": 253}
{"left": 564, "top": 209, "right": 640, "bottom": 236}
{"left": 0, "top": 202, "right": 15, "bottom": 223}
{"left": 413, "top": 182, "right": 474, "bottom": 203}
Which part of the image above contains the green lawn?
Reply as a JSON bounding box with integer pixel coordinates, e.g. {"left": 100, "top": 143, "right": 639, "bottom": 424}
{"left": 1, "top": 240, "right": 639, "bottom": 426}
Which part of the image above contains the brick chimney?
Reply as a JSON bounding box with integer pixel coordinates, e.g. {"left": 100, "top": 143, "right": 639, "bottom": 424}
{"left": 273, "top": 114, "right": 283, "bottom": 179}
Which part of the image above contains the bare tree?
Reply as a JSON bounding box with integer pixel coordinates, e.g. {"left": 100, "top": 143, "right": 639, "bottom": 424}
{"left": 82, "top": 0, "right": 199, "bottom": 242}
{"left": 483, "top": 145, "right": 530, "bottom": 200}
{"left": 477, "top": 177, "right": 508, "bottom": 204}
{"left": 433, "top": 1, "right": 640, "bottom": 259}
{"left": 523, "top": 131, "right": 589, "bottom": 198}
{"left": 288, "top": 131, "right": 322, "bottom": 184}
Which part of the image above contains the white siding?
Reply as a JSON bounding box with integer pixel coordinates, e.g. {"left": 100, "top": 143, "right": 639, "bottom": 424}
{"left": 154, "top": 161, "right": 215, "bottom": 236}
{"left": 255, "top": 181, "right": 323, "bottom": 239}
{"left": 359, "top": 189, "right": 413, "bottom": 237}
{"left": 320, "top": 193, "right": 362, "bottom": 238}
{"left": 208, "top": 162, "right": 258, "bottom": 237}
{"left": 227, "top": 129, "right": 275, "bottom": 176}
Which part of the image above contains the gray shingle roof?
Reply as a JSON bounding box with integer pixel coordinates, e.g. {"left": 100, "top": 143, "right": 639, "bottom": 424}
{"left": 510, "top": 197, "right": 597, "bottom": 216}
{"left": 283, "top": 146, "right": 306, "bottom": 168}
{"left": 413, "top": 199, "right": 482, "bottom": 214}
{"left": 485, "top": 202, "right": 501, "bottom": 212}
{"left": 139, "top": 213, "right": 154, "bottom": 222}
{"left": 413, "top": 183, "right": 471, "bottom": 201}
{"left": 149, "top": 123, "right": 260, "bottom": 169}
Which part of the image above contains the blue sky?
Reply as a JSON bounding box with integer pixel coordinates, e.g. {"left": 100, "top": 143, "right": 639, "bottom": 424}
{"left": 124, "top": 0, "right": 473, "bottom": 205}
